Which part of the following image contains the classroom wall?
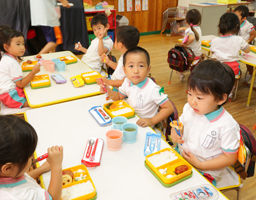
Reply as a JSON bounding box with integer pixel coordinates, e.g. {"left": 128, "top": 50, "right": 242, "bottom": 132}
{"left": 91, "top": 0, "right": 178, "bottom": 33}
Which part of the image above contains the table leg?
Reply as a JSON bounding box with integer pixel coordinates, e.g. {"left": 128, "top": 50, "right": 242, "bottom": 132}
{"left": 247, "top": 67, "right": 256, "bottom": 106}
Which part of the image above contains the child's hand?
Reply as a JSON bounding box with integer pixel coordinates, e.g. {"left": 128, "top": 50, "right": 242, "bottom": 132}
{"left": 74, "top": 42, "right": 82, "bottom": 51}
{"left": 170, "top": 127, "right": 184, "bottom": 144}
{"left": 100, "top": 82, "right": 110, "bottom": 94}
{"left": 96, "top": 77, "right": 108, "bottom": 85}
{"left": 32, "top": 63, "right": 40, "bottom": 75}
{"left": 98, "top": 28, "right": 107, "bottom": 40}
{"left": 101, "top": 53, "right": 109, "bottom": 64}
{"left": 47, "top": 146, "right": 63, "bottom": 168}
{"left": 136, "top": 118, "right": 153, "bottom": 127}
{"left": 178, "top": 27, "right": 186, "bottom": 32}
{"left": 182, "top": 150, "right": 201, "bottom": 168}
{"left": 61, "top": 0, "right": 71, "bottom": 8}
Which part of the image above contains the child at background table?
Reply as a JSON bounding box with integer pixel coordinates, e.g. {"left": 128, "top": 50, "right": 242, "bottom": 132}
{"left": 234, "top": 5, "right": 256, "bottom": 84}
{"left": 177, "top": 9, "right": 202, "bottom": 81}
{"left": 75, "top": 13, "right": 113, "bottom": 74}
{"left": 0, "top": 115, "right": 63, "bottom": 200}
{"left": 97, "top": 25, "right": 140, "bottom": 91}
{"left": 0, "top": 28, "right": 40, "bottom": 108}
{"left": 100, "top": 46, "right": 174, "bottom": 127}
{"left": 171, "top": 60, "right": 240, "bottom": 186}
{"left": 210, "top": 13, "right": 250, "bottom": 77}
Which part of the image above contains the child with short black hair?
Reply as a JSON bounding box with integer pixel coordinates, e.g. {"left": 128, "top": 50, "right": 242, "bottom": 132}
{"left": 98, "top": 25, "right": 140, "bottom": 91}
{"left": 75, "top": 13, "right": 113, "bottom": 73}
{"left": 234, "top": 5, "right": 256, "bottom": 83}
{"left": 210, "top": 13, "right": 250, "bottom": 76}
{"left": 100, "top": 46, "right": 174, "bottom": 127}
{"left": 171, "top": 60, "right": 240, "bottom": 186}
{"left": 0, "top": 115, "right": 63, "bottom": 200}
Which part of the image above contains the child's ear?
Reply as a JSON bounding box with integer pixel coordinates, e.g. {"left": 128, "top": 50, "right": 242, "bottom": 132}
{"left": 148, "top": 65, "right": 151, "bottom": 73}
{"left": 106, "top": 23, "right": 110, "bottom": 30}
{"left": 3, "top": 44, "right": 9, "bottom": 52}
{"left": 217, "top": 94, "right": 228, "bottom": 105}
{"left": 1, "top": 163, "right": 15, "bottom": 176}
{"left": 122, "top": 65, "right": 126, "bottom": 74}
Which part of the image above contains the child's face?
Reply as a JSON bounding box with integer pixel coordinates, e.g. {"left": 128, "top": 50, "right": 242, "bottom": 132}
{"left": 4, "top": 36, "right": 25, "bottom": 57}
{"left": 234, "top": 11, "right": 246, "bottom": 24}
{"left": 123, "top": 52, "right": 151, "bottom": 85}
{"left": 187, "top": 88, "right": 223, "bottom": 115}
{"left": 92, "top": 23, "right": 108, "bottom": 38}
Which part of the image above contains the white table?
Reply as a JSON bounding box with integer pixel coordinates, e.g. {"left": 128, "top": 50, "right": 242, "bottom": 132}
{"left": 25, "top": 95, "right": 228, "bottom": 200}
{"left": 22, "top": 51, "right": 101, "bottom": 108}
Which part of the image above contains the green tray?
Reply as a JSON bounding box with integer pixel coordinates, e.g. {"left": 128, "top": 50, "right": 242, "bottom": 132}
{"left": 145, "top": 161, "right": 193, "bottom": 187}
{"left": 31, "top": 83, "right": 51, "bottom": 89}
{"left": 89, "top": 192, "right": 97, "bottom": 200}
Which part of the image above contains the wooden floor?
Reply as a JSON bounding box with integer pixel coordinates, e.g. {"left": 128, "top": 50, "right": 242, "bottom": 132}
{"left": 110, "top": 34, "right": 256, "bottom": 200}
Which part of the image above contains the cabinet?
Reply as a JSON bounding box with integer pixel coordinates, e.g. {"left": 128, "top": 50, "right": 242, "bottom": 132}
{"left": 84, "top": 9, "right": 116, "bottom": 45}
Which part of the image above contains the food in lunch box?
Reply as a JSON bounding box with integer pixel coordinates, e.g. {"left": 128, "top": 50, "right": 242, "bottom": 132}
{"left": 109, "top": 103, "right": 118, "bottom": 110}
{"left": 62, "top": 170, "right": 74, "bottom": 185}
{"left": 60, "top": 58, "right": 68, "bottom": 61}
{"left": 36, "top": 54, "right": 42, "bottom": 59}
{"left": 26, "top": 60, "right": 33, "bottom": 64}
{"left": 175, "top": 165, "right": 188, "bottom": 174}
{"left": 147, "top": 150, "right": 178, "bottom": 167}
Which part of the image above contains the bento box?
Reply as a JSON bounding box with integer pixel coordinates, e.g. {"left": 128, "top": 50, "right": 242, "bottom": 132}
{"left": 251, "top": 46, "right": 256, "bottom": 54}
{"left": 30, "top": 74, "right": 51, "bottom": 89}
{"left": 81, "top": 71, "right": 103, "bottom": 85}
{"left": 103, "top": 100, "right": 135, "bottom": 119}
{"left": 145, "top": 148, "right": 192, "bottom": 187}
{"left": 70, "top": 75, "right": 85, "bottom": 87}
{"left": 201, "top": 40, "right": 211, "bottom": 47}
{"left": 57, "top": 55, "right": 77, "bottom": 64}
{"left": 21, "top": 60, "right": 38, "bottom": 72}
{"left": 61, "top": 165, "right": 97, "bottom": 200}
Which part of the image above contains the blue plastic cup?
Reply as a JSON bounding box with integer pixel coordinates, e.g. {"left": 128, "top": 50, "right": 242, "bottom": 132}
{"left": 121, "top": 123, "right": 138, "bottom": 144}
{"left": 112, "top": 116, "right": 127, "bottom": 130}
{"left": 51, "top": 58, "right": 61, "bottom": 63}
{"left": 55, "top": 61, "right": 67, "bottom": 71}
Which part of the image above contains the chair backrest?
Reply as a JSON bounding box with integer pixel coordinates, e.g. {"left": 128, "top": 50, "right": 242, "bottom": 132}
{"left": 163, "top": 7, "right": 177, "bottom": 20}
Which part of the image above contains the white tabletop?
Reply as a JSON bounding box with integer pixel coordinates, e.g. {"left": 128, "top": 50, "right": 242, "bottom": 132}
{"left": 25, "top": 95, "right": 227, "bottom": 200}
{"left": 22, "top": 51, "right": 101, "bottom": 108}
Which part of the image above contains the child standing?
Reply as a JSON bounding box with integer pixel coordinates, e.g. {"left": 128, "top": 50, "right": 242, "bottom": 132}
{"left": 0, "top": 28, "right": 40, "bottom": 108}
{"left": 234, "top": 5, "right": 256, "bottom": 83}
{"left": 0, "top": 115, "right": 63, "bottom": 200}
{"left": 178, "top": 9, "right": 202, "bottom": 81}
{"left": 210, "top": 13, "right": 250, "bottom": 76}
{"left": 98, "top": 25, "right": 140, "bottom": 91}
{"left": 75, "top": 13, "right": 113, "bottom": 74}
{"left": 171, "top": 60, "right": 240, "bottom": 186}
{"left": 100, "top": 47, "right": 174, "bottom": 127}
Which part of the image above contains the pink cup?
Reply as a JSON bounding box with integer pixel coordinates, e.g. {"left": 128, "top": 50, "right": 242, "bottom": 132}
{"left": 42, "top": 60, "right": 55, "bottom": 72}
{"left": 106, "top": 129, "right": 123, "bottom": 151}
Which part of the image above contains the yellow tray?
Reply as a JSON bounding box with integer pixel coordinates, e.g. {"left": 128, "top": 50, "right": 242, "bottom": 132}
{"left": 103, "top": 100, "right": 135, "bottom": 119}
{"left": 57, "top": 55, "right": 77, "bottom": 64}
{"left": 21, "top": 60, "right": 38, "bottom": 72}
{"left": 30, "top": 74, "right": 51, "bottom": 89}
{"left": 145, "top": 148, "right": 192, "bottom": 185}
{"left": 71, "top": 75, "right": 85, "bottom": 87}
{"left": 61, "top": 165, "right": 96, "bottom": 200}
{"left": 81, "top": 71, "right": 103, "bottom": 85}
{"left": 251, "top": 46, "right": 256, "bottom": 53}
{"left": 201, "top": 40, "right": 211, "bottom": 47}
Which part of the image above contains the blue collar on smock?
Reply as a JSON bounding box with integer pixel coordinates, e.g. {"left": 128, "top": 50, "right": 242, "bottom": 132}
{"left": 204, "top": 106, "right": 225, "bottom": 123}
{"left": 129, "top": 77, "right": 149, "bottom": 89}
{"left": 0, "top": 175, "right": 26, "bottom": 188}
{"left": 240, "top": 20, "right": 246, "bottom": 28}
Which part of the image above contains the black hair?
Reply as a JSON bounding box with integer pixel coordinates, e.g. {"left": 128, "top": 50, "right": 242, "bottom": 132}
{"left": 218, "top": 13, "right": 240, "bottom": 35}
{"left": 188, "top": 60, "right": 235, "bottom": 106}
{"left": 186, "top": 9, "right": 201, "bottom": 41}
{"left": 116, "top": 25, "right": 140, "bottom": 50}
{"left": 123, "top": 46, "right": 150, "bottom": 67}
{"left": 0, "top": 28, "right": 24, "bottom": 60}
{"left": 234, "top": 5, "right": 249, "bottom": 19}
{"left": 0, "top": 115, "right": 38, "bottom": 177}
{"left": 90, "top": 13, "right": 109, "bottom": 27}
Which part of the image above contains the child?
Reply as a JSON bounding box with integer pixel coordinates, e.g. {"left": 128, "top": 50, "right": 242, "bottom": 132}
{"left": 177, "top": 9, "right": 202, "bottom": 81}
{"left": 98, "top": 25, "right": 140, "bottom": 91}
{"left": 171, "top": 60, "right": 240, "bottom": 186}
{"left": 210, "top": 13, "right": 250, "bottom": 76}
{"left": 100, "top": 46, "right": 174, "bottom": 127}
{"left": 234, "top": 5, "right": 256, "bottom": 83}
{"left": 0, "top": 115, "right": 63, "bottom": 200}
{"left": 75, "top": 13, "right": 113, "bottom": 74}
{"left": 29, "top": 0, "right": 70, "bottom": 54}
{"left": 0, "top": 28, "right": 40, "bottom": 108}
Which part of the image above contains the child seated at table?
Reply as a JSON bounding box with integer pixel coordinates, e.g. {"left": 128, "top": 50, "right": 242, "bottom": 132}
{"left": 0, "top": 28, "right": 40, "bottom": 108}
{"left": 75, "top": 13, "right": 113, "bottom": 74}
{"left": 100, "top": 46, "right": 174, "bottom": 127}
{"left": 98, "top": 25, "right": 140, "bottom": 91}
{"left": 0, "top": 115, "right": 63, "bottom": 200}
{"left": 171, "top": 60, "right": 240, "bottom": 186}
{"left": 234, "top": 5, "right": 256, "bottom": 84}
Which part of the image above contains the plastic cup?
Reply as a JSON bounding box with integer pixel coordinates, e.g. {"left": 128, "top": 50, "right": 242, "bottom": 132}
{"left": 45, "top": 61, "right": 55, "bottom": 72}
{"left": 42, "top": 60, "right": 52, "bottom": 68}
{"left": 55, "top": 61, "right": 67, "bottom": 71}
{"left": 112, "top": 116, "right": 127, "bottom": 130}
{"left": 51, "top": 58, "right": 61, "bottom": 63}
{"left": 106, "top": 129, "right": 123, "bottom": 151}
{"left": 121, "top": 123, "right": 138, "bottom": 144}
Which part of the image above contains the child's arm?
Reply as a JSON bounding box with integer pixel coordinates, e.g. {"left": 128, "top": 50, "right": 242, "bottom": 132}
{"left": 182, "top": 34, "right": 195, "bottom": 46}
{"left": 98, "top": 28, "right": 109, "bottom": 56}
{"left": 178, "top": 27, "right": 187, "bottom": 32}
{"left": 100, "top": 83, "right": 125, "bottom": 101}
{"left": 58, "top": 0, "right": 71, "bottom": 8}
{"left": 27, "top": 161, "right": 51, "bottom": 179}
{"left": 47, "top": 146, "right": 63, "bottom": 200}
{"left": 15, "top": 63, "right": 40, "bottom": 88}
{"left": 182, "top": 150, "right": 237, "bottom": 170}
{"left": 74, "top": 42, "right": 87, "bottom": 54}
{"left": 243, "top": 45, "right": 251, "bottom": 53}
{"left": 97, "top": 77, "right": 124, "bottom": 88}
{"left": 247, "top": 29, "right": 256, "bottom": 44}
{"left": 101, "top": 54, "right": 118, "bottom": 70}
{"left": 136, "top": 100, "right": 174, "bottom": 127}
